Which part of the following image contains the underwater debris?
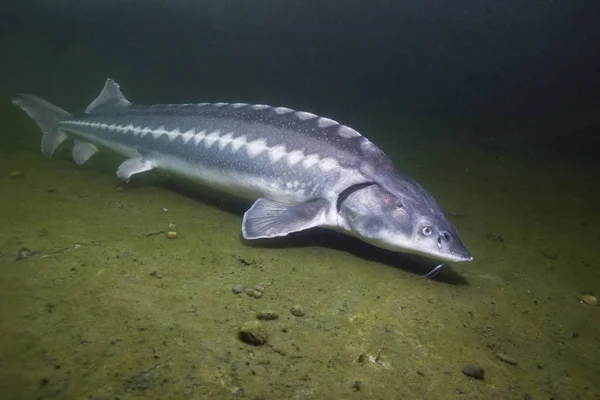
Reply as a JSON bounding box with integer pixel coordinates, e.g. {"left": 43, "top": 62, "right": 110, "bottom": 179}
{"left": 167, "top": 231, "right": 177, "bottom": 239}
{"left": 15, "top": 247, "right": 39, "bottom": 261}
{"left": 368, "top": 350, "right": 387, "bottom": 367}
{"left": 237, "top": 257, "right": 251, "bottom": 266}
{"left": 143, "top": 230, "right": 165, "bottom": 237}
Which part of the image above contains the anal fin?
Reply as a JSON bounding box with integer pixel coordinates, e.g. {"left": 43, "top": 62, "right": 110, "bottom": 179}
{"left": 116, "top": 157, "right": 155, "bottom": 182}
{"left": 242, "top": 198, "right": 329, "bottom": 239}
{"left": 72, "top": 140, "right": 98, "bottom": 165}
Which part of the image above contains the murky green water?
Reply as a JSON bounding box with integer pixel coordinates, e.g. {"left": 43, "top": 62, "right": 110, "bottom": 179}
{"left": 0, "top": 34, "right": 598, "bottom": 399}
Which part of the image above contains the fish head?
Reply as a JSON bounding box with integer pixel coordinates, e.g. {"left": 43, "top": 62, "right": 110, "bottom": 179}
{"left": 337, "top": 182, "right": 473, "bottom": 263}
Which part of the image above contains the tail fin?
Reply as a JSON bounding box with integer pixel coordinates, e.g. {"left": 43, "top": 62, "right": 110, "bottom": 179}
{"left": 10, "top": 94, "right": 73, "bottom": 158}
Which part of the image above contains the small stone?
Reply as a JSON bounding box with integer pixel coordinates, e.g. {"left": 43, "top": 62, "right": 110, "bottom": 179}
{"left": 580, "top": 294, "right": 597, "bottom": 306}
{"left": 168, "top": 223, "right": 176, "bottom": 230}
{"left": 245, "top": 288, "right": 263, "bottom": 298}
{"left": 149, "top": 271, "right": 162, "bottom": 279}
{"left": 290, "top": 305, "right": 305, "bottom": 317}
{"left": 230, "top": 387, "right": 243, "bottom": 395}
{"left": 239, "top": 321, "right": 268, "bottom": 346}
{"left": 232, "top": 284, "right": 245, "bottom": 294}
{"left": 495, "top": 352, "right": 517, "bottom": 366}
{"left": 167, "top": 231, "right": 177, "bottom": 239}
{"left": 9, "top": 171, "right": 24, "bottom": 179}
{"left": 352, "top": 380, "right": 361, "bottom": 391}
{"left": 256, "top": 311, "right": 279, "bottom": 320}
{"left": 462, "top": 364, "right": 484, "bottom": 379}
{"left": 494, "top": 353, "right": 517, "bottom": 365}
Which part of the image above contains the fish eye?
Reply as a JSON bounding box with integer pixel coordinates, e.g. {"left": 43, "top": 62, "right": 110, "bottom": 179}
{"left": 422, "top": 226, "right": 433, "bottom": 236}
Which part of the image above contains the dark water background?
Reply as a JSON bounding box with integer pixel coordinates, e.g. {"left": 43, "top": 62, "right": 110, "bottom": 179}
{"left": 1, "top": 1, "right": 599, "bottom": 399}
{"left": 3, "top": 1, "right": 599, "bottom": 125}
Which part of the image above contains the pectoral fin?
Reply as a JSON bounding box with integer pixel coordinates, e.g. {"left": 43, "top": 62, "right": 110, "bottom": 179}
{"left": 72, "top": 140, "right": 98, "bottom": 165}
{"left": 242, "top": 198, "right": 329, "bottom": 239}
{"left": 116, "top": 157, "right": 155, "bottom": 182}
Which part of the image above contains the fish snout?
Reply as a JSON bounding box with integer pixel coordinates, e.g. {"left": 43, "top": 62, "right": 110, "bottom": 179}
{"left": 439, "top": 229, "right": 473, "bottom": 262}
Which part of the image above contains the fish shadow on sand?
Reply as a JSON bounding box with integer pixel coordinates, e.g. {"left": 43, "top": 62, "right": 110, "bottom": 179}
{"left": 156, "top": 177, "right": 469, "bottom": 286}
{"left": 243, "top": 229, "right": 469, "bottom": 286}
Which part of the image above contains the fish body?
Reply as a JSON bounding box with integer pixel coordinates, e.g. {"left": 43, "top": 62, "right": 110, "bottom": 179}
{"left": 11, "top": 79, "right": 472, "bottom": 263}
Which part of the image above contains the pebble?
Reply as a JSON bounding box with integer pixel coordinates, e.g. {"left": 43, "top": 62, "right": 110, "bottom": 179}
{"left": 245, "top": 288, "right": 263, "bottom": 298}
{"left": 232, "top": 284, "right": 245, "bottom": 294}
{"left": 462, "top": 364, "right": 485, "bottom": 379}
{"left": 256, "top": 311, "right": 279, "bottom": 320}
{"left": 9, "top": 171, "right": 24, "bottom": 179}
{"left": 352, "top": 380, "right": 361, "bottom": 391}
{"left": 167, "top": 231, "right": 177, "bottom": 239}
{"left": 495, "top": 352, "right": 517, "bottom": 366}
{"left": 238, "top": 321, "right": 268, "bottom": 346}
{"left": 580, "top": 294, "right": 597, "bottom": 306}
{"left": 290, "top": 305, "right": 305, "bottom": 317}
{"left": 168, "top": 223, "right": 176, "bottom": 230}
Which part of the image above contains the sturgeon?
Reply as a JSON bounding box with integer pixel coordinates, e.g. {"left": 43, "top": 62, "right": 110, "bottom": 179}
{"left": 11, "top": 79, "right": 472, "bottom": 263}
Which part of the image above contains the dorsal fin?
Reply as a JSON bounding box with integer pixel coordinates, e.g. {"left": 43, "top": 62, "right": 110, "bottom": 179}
{"left": 85, "top": 78, "right": 131, "bottom": 114}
